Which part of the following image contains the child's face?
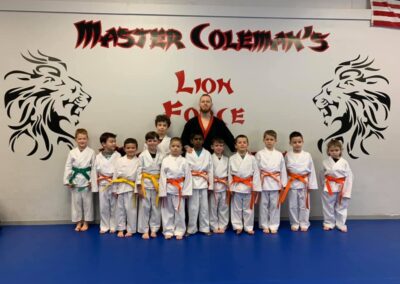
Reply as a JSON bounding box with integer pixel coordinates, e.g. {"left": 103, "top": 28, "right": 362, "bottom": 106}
{"left": 263, "top": 135, "right": 276, "bottom": 150}
{"left": 328, "top": 146, "right": 342, "bottom": 159}
{"left": 102, "top": 137, "right": 117, "bottom": 152}
{"left": 170, "top": 141, "right": 182, "bottom": 156}
{"left": 146, "top": 138, "right": 159, "bottom": 153}
{"left": 75, "top": 134, "right": 88, "bottom": 150}
{"left": 212, "top": 142, "right": 225, "bottom": 155}
{"left": 156, "top": 121, "right": 169, "bottom": 137}
{"left": 235, "top": 137, "right": 248, "bottom": 153}
{"left": 124, "top": 143, "right": 137, "bottom": 158}
{"left": 290, "top": 136, "right": 303, "bottom": 152}
{"left": 191, "top": 135, "right": 204, "bottom": 150}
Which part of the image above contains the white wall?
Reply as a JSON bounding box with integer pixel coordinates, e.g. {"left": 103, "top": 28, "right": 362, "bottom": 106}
{"left": 1, "top": 0, "right": 399, "bottom": 223}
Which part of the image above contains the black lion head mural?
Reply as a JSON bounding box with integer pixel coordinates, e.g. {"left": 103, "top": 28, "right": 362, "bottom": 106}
{"left": 313, "top": 56, "right": 391, "bottom": 159}
{"left": 4, "top": 51, "right": 91, "bottom": 160}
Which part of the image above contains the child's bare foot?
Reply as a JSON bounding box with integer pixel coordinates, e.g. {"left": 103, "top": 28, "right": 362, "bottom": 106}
{"left": 270, "top": 229, "right": 278, "bottom": 234}
{"left": 117, "top": 231, "right": 125, "bottom": 238}
{"left": 323, "top": 226, "right": 332, "bottom": 231}
{"left": 150, "top": 232, "right": 157, "bottom": 238}
{"left": 203, "top": 231, "right": 212, "bottom": 236}
{"left": 291, "top": 226, "right": 299, "bottom": 232}
{"left": 236, "top": 229, "right": 243, "bottom": 235}
{"left": 164, "top": 235, "right": 172, "bottom": 240}
{"left": 142, "top": 233, "right": 150, "bottom": 240}
{"left": 300, "top": 227, "right": 308, "bottom": 232}
{"left": 125, "top": 232, "right": 133, "bottom": 238}
{"left": 213, "top": 229, "right": 219, "bottom": 234}
{"left": 338, "top": 226, "right": 348, "bottom": 233}
{"left": 246, "top": 230, "right": 255, "bottom": 235}
{"left": 219, "top": 229, "right": 225, "bottom": 234}
{"left": 176, "top": 235, "right": 183, "bottom": 240}
{"left": 75, "top": 222, "right": 82, "bottom": 232}
{"left": 263, "top": 228, "right": 270, "bottom": 234}
{"left": 80, "top": 222, "right": 89, "bottom": 232}
{"left": 110, "top": 229, "right": 116, "bottom": 234}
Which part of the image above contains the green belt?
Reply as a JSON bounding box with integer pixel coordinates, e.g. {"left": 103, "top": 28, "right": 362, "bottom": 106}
{"left": 69, "top": 166, "right": 91, "bottom": 191}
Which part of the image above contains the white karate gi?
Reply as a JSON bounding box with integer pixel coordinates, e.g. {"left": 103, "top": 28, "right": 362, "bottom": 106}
{"left": 285, "top": 150, "right": 318, "bottom": 230}
{"left": 321, "top": 157, "right": 353, "bottom": 230}
{"left": 143, "top": 136, "right": 171, "bottom": 156}
{"left": 209, "top": 154, "right": 230, "bottom": 231}
{"left": 137, "top": 150, "right": 164, "bottom": 234}
{"left": 186, "top": 148, "right": 213, "bottom": 234}
{"left": 93, "top": 151, "right": 121, "bottom": 232}
{"left": 255, "top": 148, "right": 287, "bottom": 231}
{"left": 113, "top": 155, "right": 139, "bottom": 233}
{"left": 229, "top": 152, "right": 261, "bottom": 232}
{"left": 159, "top": 155, "right": 192, "bottom": 237}
{"left": 63, "top": 147, "right": 96, "bottom": 223}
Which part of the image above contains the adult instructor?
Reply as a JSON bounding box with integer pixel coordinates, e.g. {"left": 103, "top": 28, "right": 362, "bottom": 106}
{"left": 181, "top": 94, "right": 235, "bottom": 153}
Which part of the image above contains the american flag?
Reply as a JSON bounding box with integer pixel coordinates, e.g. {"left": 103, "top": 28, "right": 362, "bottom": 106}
{"left": 371, "top": 0, "right": 400, "bottom": 28}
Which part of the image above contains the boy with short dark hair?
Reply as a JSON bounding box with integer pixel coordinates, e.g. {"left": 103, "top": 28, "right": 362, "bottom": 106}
{"left": 113, "top": 138, "right": 140, "bottom": 238}
{"left": 93, "top": 132, "right": 121, "bottom": 234}
{"left": 186, "top": 132, "right": 213, "bottom": 235}
{"left": 144, "top": 114, "right": 171, "bottom": 155}
{"left": 137, "top": 131, "right": 164, "bottom": 239}
{"left": 280, "top": 131, "right": 318, "bottom": 232}
{"left": 255, "top": 130, "right": 287, "bottom": 234}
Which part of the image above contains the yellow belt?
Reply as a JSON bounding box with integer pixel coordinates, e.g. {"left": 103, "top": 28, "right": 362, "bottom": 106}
{"left": 141, "top": 172, "right": 161, "bottom": 206}
{"left": 102, "top": 178, "right": 137, "bottom": 207}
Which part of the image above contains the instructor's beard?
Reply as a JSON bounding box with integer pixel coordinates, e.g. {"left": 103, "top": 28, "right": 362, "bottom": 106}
{"left": 200, "top": 106, "right": 212, "bottom": 115}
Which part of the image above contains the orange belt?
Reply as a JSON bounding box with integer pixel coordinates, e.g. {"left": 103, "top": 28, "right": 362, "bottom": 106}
{"left": 231, "top": 175, "right": 258, "bottom": 210}
{"left": 97, "top": 175, "right": 112, "bottom": 187}
{"left": 279, "top": 172, "right": 310, "bottom": 209}
{"left": 260, "top": 171, "right": 282, "bottom": 187}
{"left": 325, "top": 175, "right": 346, "bottom": 205}
{"left": 214, "top": 176, "right": 229, "bottom": 204}
{"left": 191, "top": 170, "right": 209, "bottom": 185}
{"left": 260, "top": 171, "right": 282, "bottom": 208}
{"left": 166, "top": 177, "right": 185, "bottom": 210}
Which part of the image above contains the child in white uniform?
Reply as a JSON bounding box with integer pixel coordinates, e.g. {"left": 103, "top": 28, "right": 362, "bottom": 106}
{"left": 186, "top": 132, "right": 213, "bottom": 235}
{"left": 137, "top": 131, "right": 164, "bottom": 239}
{"left": 255, "top": 130, "right": 287, "bottom": 234}
{"left": 143, "top": 114, "right": 171, "bottom": 156}
{"left": 159, "top": 137, "right": 192, "bottom": 240}
{"left": 93, "top": 132, "right": 121, "bottom": 234}
{"left": 113, "top": 138, "right": 140, "bottom": 238}
{"left": 280, "top": 131, "right": 318, "bottom": 232}
{"left": 321, "top": 139, "right": 353, "bottom": 232}
{"left": 209, "top": 138, "right": 230, "bottom": 234}
{"left": 229, "top": 135, "right": 261, "bottom": 235}
{"left": 63, "top": 128, "right": 96, "bottom": 232}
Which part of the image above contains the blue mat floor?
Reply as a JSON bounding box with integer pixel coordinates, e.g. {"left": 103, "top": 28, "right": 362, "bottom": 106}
{"left": 0, "top": 220, "right": 399, "bottom": 284}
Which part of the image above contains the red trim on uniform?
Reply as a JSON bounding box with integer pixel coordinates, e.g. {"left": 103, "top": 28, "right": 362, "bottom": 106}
{"left": 198, "top": 115, "right": 214, "bottom": 139}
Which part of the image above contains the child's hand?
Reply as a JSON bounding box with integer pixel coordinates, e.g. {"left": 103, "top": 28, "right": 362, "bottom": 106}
{"left": 66, "top": 184, "right": 74, "bottom": 190}
{"left": 137, "top": 185, "right": 144, "bottom": 198}
{"left": 88, "top": 182, "right": 92, "bottom": 189}
{"left": 184, "top": 146, "right": 193, "bottom": 153}
{"left": 112, "top": 192, "right": 118, "bottom": 198}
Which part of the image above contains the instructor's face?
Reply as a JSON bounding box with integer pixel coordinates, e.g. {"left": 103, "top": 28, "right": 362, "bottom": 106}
{"left": 199, "top": 96, "right": 212, "bottom": 114}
